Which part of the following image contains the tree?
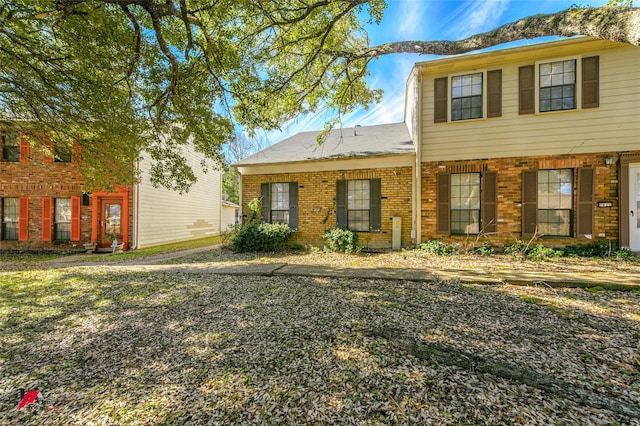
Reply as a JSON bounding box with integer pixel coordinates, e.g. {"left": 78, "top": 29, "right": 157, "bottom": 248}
{"left": 1, "top": 1, "right": 638, "bottom": 191}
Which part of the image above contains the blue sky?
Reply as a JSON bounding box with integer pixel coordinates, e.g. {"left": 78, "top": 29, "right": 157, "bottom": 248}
{"left": 260, "top": 0, "right": 610, "bottom": 146}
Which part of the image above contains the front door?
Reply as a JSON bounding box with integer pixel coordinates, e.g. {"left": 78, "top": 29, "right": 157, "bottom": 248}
{"left": 99, "top": 198, "right": 124, "bottom": 247}
{"left": 630, "top": 165, "right": 640, "bottom": 251}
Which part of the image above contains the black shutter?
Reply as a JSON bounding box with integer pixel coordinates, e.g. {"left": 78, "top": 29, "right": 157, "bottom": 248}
{"left": 260, "top": 183, "right": 269, "bottom": 223}
{"left": 576, "top": 168, "right": 595, "bottom": 238}
{"left": 487, "top": 70, "right": 502, "bottom": 118}
{"left": 369, "top": 178, "right": 381, "bottom": 232}
{"left": 434, "top": 77, "right": 448, "bottom": 123}
{"left": 481, "top": 171, "right": 498, "bottom": 233}
{"left": 436, "top": 173, "right": 450, "bottom": 235}
{"left": 519, "top": 65, "right": 535, "bottom": 115}
{"left": 336, "top": 180, "right": 347, "bottom": 229}
{"left": 521, "top": 171, "right": 538, "bottom": 236}
{"left": 288, "top": 182, "right": 298, "bottom": 230}
{"left": 582, "top": 56, "right": 599, "bottom": 109}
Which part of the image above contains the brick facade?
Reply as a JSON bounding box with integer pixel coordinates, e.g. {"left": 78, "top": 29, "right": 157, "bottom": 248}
{"left": 242, "top": 166, "right": 414, "bottom": 249}
{"left": 421, "top": 152, "right": 624, "bottom": 248}
{"left": 1, "top": 142, "right": 133, "bottom": 251}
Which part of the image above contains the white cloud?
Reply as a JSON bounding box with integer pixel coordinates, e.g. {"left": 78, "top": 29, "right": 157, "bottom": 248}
{"left": 446, "top": 0, "right": 511, "bottom": 39}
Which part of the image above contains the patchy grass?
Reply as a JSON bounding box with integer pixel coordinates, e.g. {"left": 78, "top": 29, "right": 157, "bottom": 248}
{"left": 1, "top": 266, "right": 639, "bottom": 424}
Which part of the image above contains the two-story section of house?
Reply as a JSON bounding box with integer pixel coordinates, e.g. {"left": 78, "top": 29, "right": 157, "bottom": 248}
{"left": 409, "top": 37, "right": 640, "bottom": 250}
{"left": 1, "top": 127, "right": 225, "bottom": 252}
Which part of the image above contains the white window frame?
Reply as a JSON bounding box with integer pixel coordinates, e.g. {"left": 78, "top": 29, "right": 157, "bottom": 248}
{"left": 534, "top": 55, "right": 583, "bottom": 114}
{"left": 448, "top": 69, "right": 487, "bottom": 123}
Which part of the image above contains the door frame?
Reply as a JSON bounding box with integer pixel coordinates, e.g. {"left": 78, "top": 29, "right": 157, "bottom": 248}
{"left": 91, "top": 186, "right": 129, "bottom": 250}
{"left": 619, "top": 153, "right": 640, "bottom": 250}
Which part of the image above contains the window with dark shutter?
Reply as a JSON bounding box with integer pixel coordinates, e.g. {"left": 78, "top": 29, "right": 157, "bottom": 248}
{"left": 434, "top": 77, "right": 448, "bottom": 123}
{"left": 521, "top": 170, "right": 538, "bottom": 236}
{"left": 336, "top": 180, "right": 347, "bottom": 229}
{"left": 260, "top": 183, "right": 269, "bottom": 223}
{"left": 582, "top": 56, "right": 599, "bottom": 109}
{"left": 481, "top": 171, "right": 498, "bottom": 233}
{"left": 519, "top": 65, "right": 535, "bottom": 115}
{"left": 436, "top": 173, "right": 450, "bottom": 234}
{"left": 288, "top": 183, "right": 298, "bottom": 230}
{"left": 487, "top": 70, "right": 502, "bottom": 118}
{"left": 576, "top": 168, "right": 595, "bottom": 237}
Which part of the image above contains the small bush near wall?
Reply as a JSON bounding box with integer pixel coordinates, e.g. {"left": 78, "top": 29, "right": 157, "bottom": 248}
{"left": 231, "top": 223, "right": 292, "bottom": 253}
{"left": 323, "top": 228, "right": 362, "bottom": 254}
{"left": 417, "top": 239, "right": 459, "bottom": 256}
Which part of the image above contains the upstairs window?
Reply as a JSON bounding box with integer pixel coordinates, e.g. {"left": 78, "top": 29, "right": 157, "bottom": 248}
{"left": 451, "top": 73, "right": 483, "bottom": 121}
{"left": 2, "top": 130, "right": 20, "bottom": 162}
{"left": 539, "top": 60, "right": 576, "bottom": 112}
{"left": 54, "top": 143, "right": 72, "bottom": 163}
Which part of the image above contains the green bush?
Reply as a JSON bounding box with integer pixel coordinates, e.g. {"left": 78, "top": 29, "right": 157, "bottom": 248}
{"left": 526, "top": 243, "right": 563, "bottom": 261}
{"left": 473, "top": 244, "right": 493, "bottom": 256}
{"left": 231, "top": 223, "right": 292, "bottom": 253}
{"left": 323, "top": 228, "right": 361, "bottom": 254}
{"left": 417, "top": 239, "right": 458, "bottom": 256}
{"left": 562, "top": 241, "right": 633, "bottom": 260}
{"left": 504, "top": 239, "right": 527, "bottom": 257}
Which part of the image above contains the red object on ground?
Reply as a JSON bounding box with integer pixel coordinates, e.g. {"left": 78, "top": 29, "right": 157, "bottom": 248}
{"left": 18, "top": 390, "right": 41, "bottom": 409}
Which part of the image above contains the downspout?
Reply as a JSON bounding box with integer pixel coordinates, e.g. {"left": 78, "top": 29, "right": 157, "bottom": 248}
{"left": 235, "top": 166, "right": 242, "bottom": 224}
{"left": 132, "top": 157, "right": 140, "bottom": 249}
{"left": 415, "top": 65, "right": 423, "bottom": 246}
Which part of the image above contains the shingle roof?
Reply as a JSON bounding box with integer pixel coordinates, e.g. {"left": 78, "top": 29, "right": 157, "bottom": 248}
{"left": 233, "top": 122, "right": 414, "bottom": 166}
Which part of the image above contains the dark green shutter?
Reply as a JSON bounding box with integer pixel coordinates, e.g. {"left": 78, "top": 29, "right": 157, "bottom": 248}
{"left": 434, "top": 77, "right": 448, "bottom": 123}
{"left": 521, "top": 171, "right": 538, "bottom": 236}
{"left": 436, "top": 173, "right": 450, "bottom": 235}
{"left": 369, "top": 178, "right": 381, "bottom": 232}
{"left": 582, "top": 56, "right": 599, "bottom": 109}
{"left": 260, "top": 183, "right": 269, "bottom": 223}
{"left": 576, "top": 168, "right": 595, "bottom": 238}
{"left": 289, "top": 182, "right": 298, "bottom": 230}
{"left": 336, "top": 180, "right": 347, "bottom": 229}
{"left": 487, "top": 70, "right": 502, "bottom": 118}
{"left": 481, "top": 171, "right": 498, "bottom": 233}
{"left": 519, "top": 65, "right": 535, "bottom": 115}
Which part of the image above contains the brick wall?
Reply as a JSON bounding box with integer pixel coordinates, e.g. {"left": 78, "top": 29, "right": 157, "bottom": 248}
{"left": 242, "top": 166, "right": 414, "bottom": 249}
{"left": 0, "top": 145, "right": 91, "bottom": 251}
{"left": 421, "top": 152, "right": 621, "bottom": 248}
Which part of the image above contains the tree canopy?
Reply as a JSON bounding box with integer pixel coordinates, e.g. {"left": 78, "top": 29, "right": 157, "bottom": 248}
{"left": 1, "top": 1, "right": 638, "bottom": 191}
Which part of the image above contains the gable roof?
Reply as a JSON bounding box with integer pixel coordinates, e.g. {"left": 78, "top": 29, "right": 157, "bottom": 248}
{"left": 233, "top": 122, "right": 414, "bottom": 166}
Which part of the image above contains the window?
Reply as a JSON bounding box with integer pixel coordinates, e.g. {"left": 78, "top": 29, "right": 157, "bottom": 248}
{"left": 347, "top": 180, "right": 371, "bottom": 232}
{"left": 451, "top": 73, "right": 483, "bottom": 121}
{"left": 2, "top": 130, "right": 20, "bottom": 162}
{"left": 537, "top": 169, "right": 573, "bottom": 236}
{"left": 336, "top": 179, "right": 381, "bottom": 232}
{"left": 539, "top": 60, "right": 576, "bottom": 112}
{"left": 437, "top": 171, "right": 497, "bottom": 235}
{"left": 270, "top": 183, "right": 290, "bottom": 224}
{"left": 54, "top": 198, "right": 72, "bottom": 241}
{"left": 451, "top": 173, "right": 481, "bottom": 234}
{"left": 260, "top": 182, "right": 298, "bottom": 230}
{"left": 1, "top": 198, "right": 19, "bottom": 240}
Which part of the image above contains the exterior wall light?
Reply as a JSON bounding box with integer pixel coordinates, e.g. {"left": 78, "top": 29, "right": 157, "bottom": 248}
{"left": 604, "top": 155, "right": 617, "bottom": 166}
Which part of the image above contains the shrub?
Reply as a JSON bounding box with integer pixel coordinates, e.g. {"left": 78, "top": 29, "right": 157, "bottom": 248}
{"left": 473, "top": 244, "right": 493, "bottom": 256}
{"left": 526, "top": 243, "right": 563, "bottom": 261}
{"left": 323, "top": 228, "right": 361, "bottom": 254}
{"left": 562, "top": 241, "right": 633, "bottom": 260}
{"left": 417, "top": 239, "right": 458, "bottom": 256}
{"left": 504, "top": 239, "right": 527, "bottom": 257}
{"left": 231, "top": 223, "right": 292, "bottom": 253}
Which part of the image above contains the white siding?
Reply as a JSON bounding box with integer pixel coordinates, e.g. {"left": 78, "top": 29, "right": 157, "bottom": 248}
{"left": 404, "top": 68, "right": 419, "bottom": 143}
{"left": 136, "top": 146, "right": 222, "bottom": 248}
{"left": 420, "top": 42, "right": 640, "bottom": 162}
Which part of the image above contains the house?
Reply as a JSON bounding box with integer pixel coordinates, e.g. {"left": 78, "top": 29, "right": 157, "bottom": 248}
{"left": 235, "top": 37, "right": 640, "bottom": 251}
{"left": 234, "top": 123, "right": 416, "bottom": 249}
{"left": 0, "top": 131, "right": 225, "bottom": 251}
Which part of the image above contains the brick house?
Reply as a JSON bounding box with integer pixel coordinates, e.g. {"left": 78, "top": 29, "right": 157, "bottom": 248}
{"left": 235, "top": 37, "right": 640, "bottom": 251}
{"left": 0, "top": 131, "right": 225, "bottom": 251}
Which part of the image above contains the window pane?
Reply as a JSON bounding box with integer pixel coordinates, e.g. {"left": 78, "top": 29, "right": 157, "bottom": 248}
{"left": 270, "top": 183, "right": 290, "bottom": 223}
{"left": 539, "top": 60, "right": 576, "bottom": 112}
{"left": 538, "top": 169, "right": 573, "bottom": 236}
{"left": 347, "top": 180, "right": 370, "bottom": 231}
{"left": 2, "top": 198, "right": 19, "bottom": 240}
{"left": 55, "top": 198, "right": 71, "bottom": 222}
{"left": 451, "top": 173, "right": 481, "bottom": 233}
{"left": 451, "top": 72, "right": 483, "bottom": 121}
